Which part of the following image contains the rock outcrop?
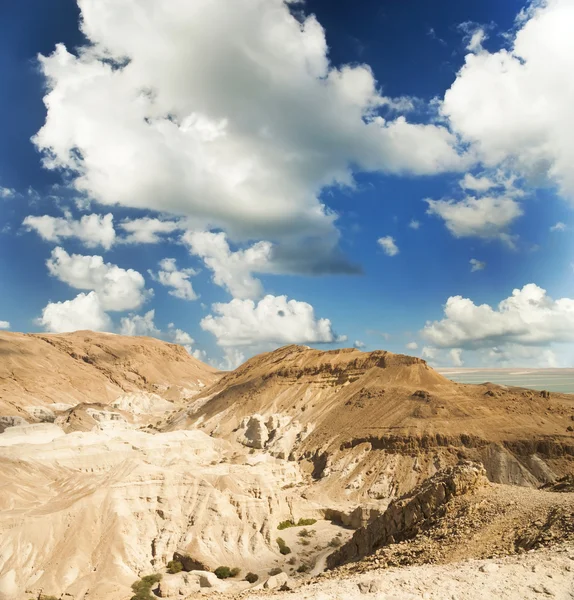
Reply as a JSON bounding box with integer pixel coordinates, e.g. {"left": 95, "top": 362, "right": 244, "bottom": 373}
{"left": 327, "top": 462, "right": 488, "bottom": 568}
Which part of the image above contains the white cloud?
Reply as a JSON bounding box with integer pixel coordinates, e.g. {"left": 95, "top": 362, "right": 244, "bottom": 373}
{"left": 353, "top": 340, "right": 366, "bottom": 349}
{"left": 421, "top": 346, "right": 436, "bottom": 360}
{"left": 119, "top": 218, "right": 182, "bottom": 244}
{"left": 442, "top": 0, "right": 574, "bottom": 201}
{"left": 38, "top": 291, "right": 112, "bottom": 333}
{"left": 459, "top": 173, "right": 496, "bottom": 193}
{"left": 377, "top": 236, "right": 399, "bottom": 257}
{"left": 449, "top": 348, "right": 464, "bottom": 367}
{"left": 33, "top": 0, "right": 465, "bottom": 270}
{"left": 23, "top": 213, "right": 116, "bottom": 250}
{"left": 426, "top": 194, "right": 522, "bottom": 245}
{"left": 166, "top": 322, "right": 197, "bottom": 354}
{"left": 119, "top": 310, "right": 160, "bottom": 337}
{"left": 422, "top": 283, "right": 574, "bottom": 349}
{"left": 149, "top": 258, "right": 198, "bottom": 301}
{"left": 408, "top": 219, "right": 420, "bottom": 230}
{"left": 46, "top": 247, "right": 150, "bottom": 311}
{"left": 550, "top": 221, "right": 567, "bottom": 232}
{"left": 406, "top": 341, "right": 418, "bottom": 350}
{"left": 0, "top": 321, "right": 10, "bottom": 330}
{"left": 0, "top": 187, "right": 15, "bottom": 198}
{"left": 470, "top": 258, "right": 486, "bottom": 272}
{"left": 184, "top": 231, "right": 271, "bottom": 299}
{"left": 201, "top": 294, "right": 342, "bottom": 348}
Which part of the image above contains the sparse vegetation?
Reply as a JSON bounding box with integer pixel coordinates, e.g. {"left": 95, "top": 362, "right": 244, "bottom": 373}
{"left": 328, "top": 536, "right": 342, "bottom": 547}
{"left": 269, "top": 567, "right": 283, "bottom": 576}
{"left": 300, "top": 539, "right": 311, "bottom": 546}
{"left": 131, "top": 573, "right": 162, "bottom": 600}
{"left": 297, "top": 563, "right": 310, "bottom": 573}
{"left": 214, "top": 566, "right": 240, "bottom": 579}
{"left": 167, "top": 559, "right": 183, "bottom": 574}
{"left": 287, "top": 556, "right": 297, "bottom": 565}
{"left": 276, "top": 537, "right": 292, "bottom": 555}
{"left": 298, "top": 528, "right": 314, "bottom": 538}
{"left": 278, "top": 517, "right": 317, "bottom": 530}
{"left": 245, "top": 572, "right": 259, "bottom": 583}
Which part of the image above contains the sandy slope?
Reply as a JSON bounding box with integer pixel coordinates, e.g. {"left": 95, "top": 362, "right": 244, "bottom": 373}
{"left": 0, "top": 330, "right": 219, "bottom": 429}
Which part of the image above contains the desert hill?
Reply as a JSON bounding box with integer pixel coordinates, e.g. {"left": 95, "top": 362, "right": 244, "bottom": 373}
{"left": 0, "top": 330, "right": 219, "bottom": 431}
{"left": 0, "top": 335, "right": 573, "bottom": 600}
{"left": 171, "top": 344, "right": 574, "bottom": 496}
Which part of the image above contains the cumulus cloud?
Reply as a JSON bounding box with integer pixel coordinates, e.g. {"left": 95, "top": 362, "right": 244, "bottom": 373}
{"left": 448, "top": 348, "right": 464, "bottom": 367}
{"left": 442, "top": 0, "right": 574, "bottom": 201}
{"left": 0, "top": 321, "right": 10, "bottom": 329}
{"left": 119, "top": 218, "right": 182, "bottom": 244}
{"left": 426, "top": 194, "right": 522, "bottom": 245}
{"left": 470, "top": 258, "right": 486, "bottom": 272}
{"left": 354, "top": 340, "right": 366, "bottom": 349}
{"left": 119, "top": 310, "right": 160, "bottom": 337}
{"left": 184, "top": 231, "right": 271, "bottom": 299}
{"left": 459, "top": 173, "right": 496, "bottom": 193}
{"left": 406, "top": 341, "right": 418, "bottom": 350}
{"left": 377, "top": 236, "right": 399, "bottom": 256}
{"left": 408, "top": 219, "right": 421, "bottom": 230}
{"left": 23, "top": 213, "right": 115, "bottom": 250}
{"left": 33, "top": 0, "right": 464, "bottom": 272}
{"left": 38, "top": 291, "right": 112, "bottom": 333}
{"left": 47, "top": 247, "right": 150, "bottom": 311}
{"left": 422, "top": 283, "right": 574, "bottom": 349}
{"left": 149, "top": 258, "right": 198, "bottom": 301}
{"left": 201, "top": 294, "right": 343, "bottom": 348}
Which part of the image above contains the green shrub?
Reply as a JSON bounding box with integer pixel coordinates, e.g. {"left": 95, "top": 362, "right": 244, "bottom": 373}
{"left": 167, "top": 560, "right": 183, "bottom": 574}
{"left": 214, "top": 566, "right": 232, "bottom": 579}
{"left": 277, "top": 520, "right": 295, "bottom": 530}
{"left": 298, "top": 528, "right": 311, "bottom": 537}
{"left": 278, "top": 518, "right": 317, "bottom": 530}
{"left": 130, "top": 573, "right": 162, "bottom": 600}
{"left": 297, "top": 563, "right": 310, "bottom": 573}
{"left": 276, "top": 537, "right": 291, "bottom": 555}
{"left": 300, "top": 539, "right": 310, "bottom": 546}
{"left": 268, "top": 567, "right": 283, "bottom": 576}
{"left": 328, "top": 536, "right": 342, "bottom": 547}
{"left": 245, "top": 572, "right": 259, "bottom": 583}
{"left": 297, "top": 518, "right": 317, "bottom": 527}
{"left": 230, "top": 567, "right": 241, "bottom": 577}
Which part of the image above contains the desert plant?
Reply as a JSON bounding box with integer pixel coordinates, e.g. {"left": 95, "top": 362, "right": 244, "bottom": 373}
{"left": 244, "top": 572, "right": 259, "bottom": 583}
{"left": 287, "top": 556, "right": 297, "bottom": 565}
{"left": 296, "top": 518, "right": 317, "bottom": 527}
{"left": 277, "top": 519, "right": 296, "bottom": 530}
{"left": 328, "top": 536, "right": 342, "bottom": 547}
{"left": 230, "top": 567, "right": 241, "bottom": 577}
{"left": 214, "top": 566, "right": 232, "bottom": 579}
{"left": 276, "top": 537, "right": 291, "bottom": 555}
{"left": 167, "top": 560, "right": 183, "bottom": 574}
{"left": 300, "top": 539, "right": 310, "bottom": 546}
{"left": 268, "top": 567, "right": 283, "bottom": 576}
{"left": 298, "top": 528, "right": 311, "bottom": 537}
{"left": 297, "top": 563, "right": 310, "bottom": 573}
{"left": 131, "top": 573, "right": 162, "bottom": 600}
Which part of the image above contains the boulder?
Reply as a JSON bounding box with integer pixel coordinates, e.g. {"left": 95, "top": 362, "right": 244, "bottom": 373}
{"left": 157, "top": 572, "right": 199, "bottom": 597}
{"left": 263, "top": 572, "right": 289, "bottom": 590}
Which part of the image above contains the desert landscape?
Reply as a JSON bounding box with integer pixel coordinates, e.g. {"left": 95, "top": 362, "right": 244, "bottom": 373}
{"left": 0, "top": 331, "right": 573, "bottom": 600}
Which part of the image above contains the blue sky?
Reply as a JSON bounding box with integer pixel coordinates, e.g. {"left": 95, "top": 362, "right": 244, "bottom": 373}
{"left": 1, "top": 0, "right": 573, "bottom": 369}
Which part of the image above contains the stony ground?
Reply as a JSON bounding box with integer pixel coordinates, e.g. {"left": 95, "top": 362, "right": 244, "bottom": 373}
{"left": 236, "top": 544, "right": 574, "bottom": 600}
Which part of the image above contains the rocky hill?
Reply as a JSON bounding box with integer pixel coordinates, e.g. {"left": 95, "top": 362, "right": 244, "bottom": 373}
{"left": 1, "top": 336, "right": 573, "bottom": 600}
{"left": 0, "top": 330, "right": 219, "bottom": 431}
{"left": 171, "top": 345, "right": 574, "bottom": 498}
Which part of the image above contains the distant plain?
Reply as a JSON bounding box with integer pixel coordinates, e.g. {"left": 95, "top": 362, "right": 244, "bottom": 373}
{"left": 438, "top": 368, "right": 574, "bottom": 393}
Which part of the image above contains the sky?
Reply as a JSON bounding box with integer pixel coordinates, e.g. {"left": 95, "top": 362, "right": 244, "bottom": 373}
{"left": 1, "top": 0, "right": 574, "bottom": 369}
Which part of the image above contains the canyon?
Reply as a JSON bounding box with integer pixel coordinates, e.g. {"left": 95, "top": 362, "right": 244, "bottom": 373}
{"left": 0, "top": 332, "right": 573, "bottom": 600}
